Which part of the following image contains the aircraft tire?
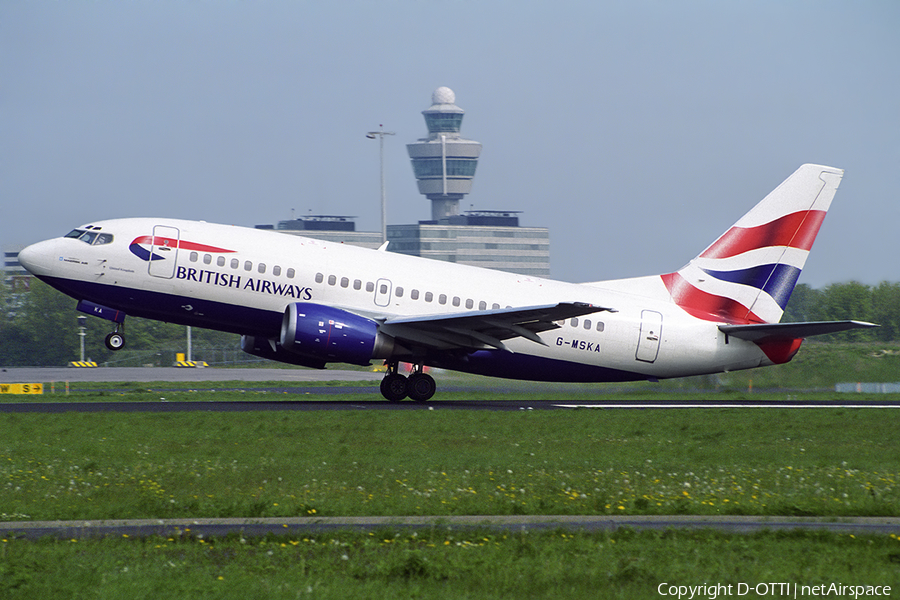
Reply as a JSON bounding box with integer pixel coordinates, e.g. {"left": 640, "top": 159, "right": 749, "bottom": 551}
{"left": 407, "top": 373, "right": 436, "bottom": 402}
{"left": 105, "top": 332, "right": 126, "bottom": 351}
{"left": 380, "top": 373, "right": 408, "bottom": 402}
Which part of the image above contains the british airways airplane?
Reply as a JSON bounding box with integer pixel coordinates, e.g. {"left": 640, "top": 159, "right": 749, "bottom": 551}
{"left": 18, "top": 164, "right": 874, "bottom": 401}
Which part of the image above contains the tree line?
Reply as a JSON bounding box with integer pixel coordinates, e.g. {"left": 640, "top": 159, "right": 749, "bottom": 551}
{"left": 783, "top": 282, "right": 900, "bottom": 341}
{"left": 1, "top": 280, "right": 235, "bottom": 367}
{"left": 1, "top": 279, "right": 898, "bottom": 367}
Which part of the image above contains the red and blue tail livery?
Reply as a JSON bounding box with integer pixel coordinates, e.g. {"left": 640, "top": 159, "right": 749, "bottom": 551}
{"left": 662, "top": 164, "right": 841, "bottom": 325}
{"left": 18, "top": 163, "right": 875, "bottom": 400}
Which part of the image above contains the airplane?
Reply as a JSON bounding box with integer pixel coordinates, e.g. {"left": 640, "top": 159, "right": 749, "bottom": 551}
{"left": 18, "top": 163, "right": 875, "bottom": 401}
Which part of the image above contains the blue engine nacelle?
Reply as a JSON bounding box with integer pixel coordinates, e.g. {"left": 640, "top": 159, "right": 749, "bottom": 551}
{"left": 279, "top": 303, "right": 394, "bottom": 366}
{"left": 240, "top": 335, "right": 327, "bottom": 369}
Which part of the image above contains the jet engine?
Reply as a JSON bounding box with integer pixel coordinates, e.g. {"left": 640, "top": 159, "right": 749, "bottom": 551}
{"left": 279, "top": 302, "right": 395, "bottom": 366}
{"left": 240, "top": 335, "right": 327, "bottom": 369}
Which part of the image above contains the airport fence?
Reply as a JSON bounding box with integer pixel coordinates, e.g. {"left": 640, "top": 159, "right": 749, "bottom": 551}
{"left": 97, "top": 346, "right": 269, "bottom": 368}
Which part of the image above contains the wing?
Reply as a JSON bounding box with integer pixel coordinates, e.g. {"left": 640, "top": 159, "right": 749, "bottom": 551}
{"left": 719, "top": 320, "right": 878, "bottom": 342}
{"left": 379, "top": 302, "right": 615, "bottom": 352}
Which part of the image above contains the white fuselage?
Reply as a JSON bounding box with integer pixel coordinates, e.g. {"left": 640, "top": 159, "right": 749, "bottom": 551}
{"left": 20, "top": 217, "right": 774, "bottom": 382}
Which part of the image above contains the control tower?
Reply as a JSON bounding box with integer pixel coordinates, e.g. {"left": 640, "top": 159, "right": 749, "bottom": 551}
{"left": 407, "top": 87, "right": 483, "bottom": 222}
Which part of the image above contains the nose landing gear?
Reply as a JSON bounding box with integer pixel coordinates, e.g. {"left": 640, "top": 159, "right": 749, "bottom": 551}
{"left": 104, "top": 322, "right": 126, "bottom": 351}
{"left": 380, "top": 361, "right": 436, "bottom": 402}
{"left": 76, "top": 300, "right": 128, "bottom": 352}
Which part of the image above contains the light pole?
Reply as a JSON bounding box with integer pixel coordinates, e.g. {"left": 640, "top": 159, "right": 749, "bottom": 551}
{"left": 366, "top": 125, "right": 395, "bottom": 243}
{"left": 77, "top": 315, "right": 86, "bottom": 362}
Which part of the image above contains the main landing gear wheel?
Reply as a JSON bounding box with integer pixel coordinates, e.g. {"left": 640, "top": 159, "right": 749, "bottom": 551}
{"left": 380, "top": 373, "right": 408, "bottom": 402}
{"left": 379, "top": 361, "right": 436, "bottom": 402}
{"left": 406, "top": 372, "right": 436, "bottom": 402}
{"left": 104, "top": 332, "right": 125, "bottom": 351}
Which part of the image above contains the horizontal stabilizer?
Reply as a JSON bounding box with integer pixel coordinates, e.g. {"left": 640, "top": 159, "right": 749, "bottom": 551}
{"left": 719, "top": 320, "right": 878, "bottom": 342}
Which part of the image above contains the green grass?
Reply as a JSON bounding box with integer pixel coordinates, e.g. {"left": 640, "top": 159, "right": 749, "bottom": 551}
{"left": 2, "top": 529, "right": 900, "bottom": 599}
{"left": 664, "top": 341, "right": 900, "bottom": 391}
{"left": 3, "top": 389, "right": 900, "bottom": 597}
{"left": 2, "top": 407, "right": 898, "bottom": 521}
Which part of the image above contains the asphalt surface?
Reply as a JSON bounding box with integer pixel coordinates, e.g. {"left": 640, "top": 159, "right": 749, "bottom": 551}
{"left": 4, "top": 397, "right": 900, "bottom": 414}
{"left": 2, "top": 516, "right": 899, "bottom": 540}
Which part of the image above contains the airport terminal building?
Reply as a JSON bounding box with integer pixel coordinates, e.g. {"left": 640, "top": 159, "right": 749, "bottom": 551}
{"left": 387, "top": 211, "right": 549, "bottom": 277}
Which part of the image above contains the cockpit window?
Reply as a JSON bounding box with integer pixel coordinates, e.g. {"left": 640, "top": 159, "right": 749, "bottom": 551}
{"left": 78, "top": 231, "right": 98, "bottom": 244}
{"left": 64, "top": 229, "right": 114, "bottom": 245}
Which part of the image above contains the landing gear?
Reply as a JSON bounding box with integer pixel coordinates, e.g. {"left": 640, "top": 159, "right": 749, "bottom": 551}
{"left": 380, "top": 371, "right": 408, "bottom": 402}
{"left": 379, "top": 361, "right": 436, "bottom": 402}
{"left": 407, "top": 371, "right": 436, "bottom": 402}
{"left": 104, "top": 323, "right": 126, "bottom": 351}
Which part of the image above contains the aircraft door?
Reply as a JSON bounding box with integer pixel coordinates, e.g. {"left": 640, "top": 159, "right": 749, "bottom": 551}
{"left": 635, "top": 310, "right": 662, "bottom": 363}
{"left": 374, "top": 278, "right": 392, "bottom": 307}
{"left": 148, "top": 225, "right": 180, "bottom": 279}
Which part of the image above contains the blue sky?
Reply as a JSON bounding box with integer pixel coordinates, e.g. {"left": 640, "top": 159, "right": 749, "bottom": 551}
{"left": 3, "top": 1, "right": 898, "bottom": 287}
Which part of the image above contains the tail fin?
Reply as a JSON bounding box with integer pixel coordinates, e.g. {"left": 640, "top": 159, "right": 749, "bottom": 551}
{"left": 661, "top": 164, "right": 843, "bottom": 324}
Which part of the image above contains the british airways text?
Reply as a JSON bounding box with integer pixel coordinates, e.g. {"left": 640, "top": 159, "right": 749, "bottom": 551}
{"left": 176, "top": 266, "right": 313, "bottom": 300}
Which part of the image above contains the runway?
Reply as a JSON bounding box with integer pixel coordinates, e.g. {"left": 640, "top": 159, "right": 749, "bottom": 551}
{"left": 3, "top": 367, "right": 898, "bottom": 410}
{"left": 2, "top": 515, "right": 899, "bottom": 540}
{"left": 3, "top": 396, "right": 900, "bottom": 413}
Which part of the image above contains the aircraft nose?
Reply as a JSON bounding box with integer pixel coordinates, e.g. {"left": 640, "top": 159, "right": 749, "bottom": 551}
{"left": 17, "top": 240, "right": 56, "bottom": 277}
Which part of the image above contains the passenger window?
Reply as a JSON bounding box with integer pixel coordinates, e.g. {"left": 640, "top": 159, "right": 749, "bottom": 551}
{"left": 217, "top": 256, "right": 226, "bottom": 267}
{"left": 396, "top": 287, "right": 404, "bottom": 297}
{"left": 353, "top": 280, "right": 362, "bottom": 290}
{"left": 453, "top": 297, "right": 461, "bottom": 307}
{"left": 341, "top": 277, "right": 349, "bottom": 288}
{"left": 411, "top": 289, "right": 419, "bottom": 300}
{"left": 231, "top": 258, "right": 239, "bottom": 269}
{"left": 584, "top": 319, "right": 591, "bottom": 330}
{"left": 439, "top": 294, "right": 447, "bottom": 305}
{"left": 571, "top": 318, "right": 579, "bottom": 327}
{"left": 273, "top": 265, "right": 281, "bottom": 276}
{"left": 425, "top": 292, "right": 433, "bottom": 302}
{"left": 328, "top": 275, "right": 336, "bottom": 286}
{"left": 190, "top": 252, "right": 199, "bottom": 262}
{"left": 596, "top": 322, "right": 605, "bottom": 332}
{"left": 366, "top": 282, "right": 375, "bottom": 292}
{"left": 244, "top": 261, "right": 252, "bottom": 271}
{"left": 492, "top": 303, "right": 500, "bottom": 310}
{"left": 204, "top": 254, "right": 212, "bottom": 265}
{"left": 287, "top": 268, "right": 295, "bottom": 279}
{"left": 315, "top": 273, "right": 324, "bottom": 283}
{"left": 465, "top": 299, "right": 473, "bottom": 309}
{"left": 380, "top": 283, "right": 388, "bottom": 294}
{"left": 258, "top": 263, "right": 266, "bottom": 274}
{"left": 478, "top": 301, "right": 487, "bottom": 311}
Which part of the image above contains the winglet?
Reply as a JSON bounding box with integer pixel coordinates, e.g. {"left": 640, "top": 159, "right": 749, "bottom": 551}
{"left": 377, "top": 241, "right": 390, "bottom": 252}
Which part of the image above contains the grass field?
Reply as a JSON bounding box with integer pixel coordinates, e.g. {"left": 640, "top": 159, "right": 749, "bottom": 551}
{"left": 2, "top": 374, "right": 900, "bottom": 597}
{"left": 2, "top": 401, "right": 899, "bottom": 520}
{"left": 3, "top": 528, "right": 899, "bottom": 599}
